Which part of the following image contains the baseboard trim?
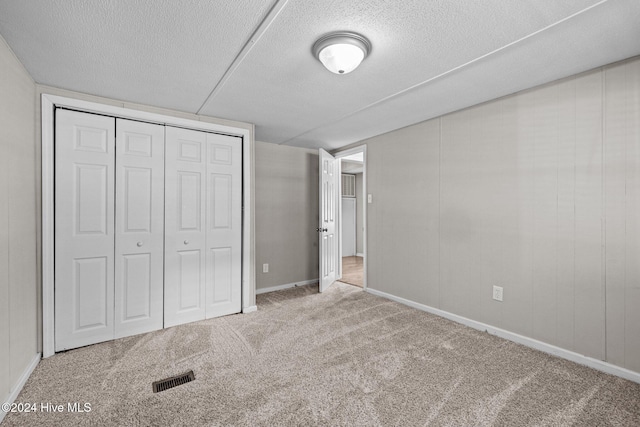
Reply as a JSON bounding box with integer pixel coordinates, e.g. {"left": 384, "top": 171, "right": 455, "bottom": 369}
{"left": 366, "top": 288, "right": 640, "bottom": 384}
{"left": 242, "top": 305, "right": 257, "bottom": 314}
{"left": 256, "top": 279, "right": 319, "bottom": 295}
{"left": 0, "top": 353, "right": 41, "bottom": 423}
{"left": 356, "top": 253, "right": 364, "bottom": 257}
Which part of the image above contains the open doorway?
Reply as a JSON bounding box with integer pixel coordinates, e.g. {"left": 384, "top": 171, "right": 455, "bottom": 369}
{"left": 336, "top": 147, "right": 366, "bottom": 289}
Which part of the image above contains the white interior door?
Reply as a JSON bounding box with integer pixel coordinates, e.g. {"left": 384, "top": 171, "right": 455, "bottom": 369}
{"left": 319, "top": 148, "right": 338, "bottom": 292}
{"left": 164, "top": 127, "right": 207, "bottom": 327}
{"left": 341, "top": 198, "right": 356, "bottom": 257}
{"left": 205, "top": 133, "right": 242, "bottom": 318}
{"left": 55, "top": 110, "right": 115, "bottom": 351}
{"left": 114, "top": 119, "right": 165, "bottom": 338}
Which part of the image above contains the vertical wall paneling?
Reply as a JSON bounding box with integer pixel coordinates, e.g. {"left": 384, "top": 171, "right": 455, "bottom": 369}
{"left": 0, "top": 34, "right": 38, "bottom": 416}
{"left": 623, "top": 59, "right": 640, "bottom": 373}
{"left": 531, "top": 84, "right": 560, "bottom": 346}
{"left": 605, "top": 59, "right": 640, "bottom": 372}
{"left": 499, "top": 94, "right": 534, "bottom": 338}
{"left": 556, "top": 78, "right": 577, "bottom": 352}
{"left": 8, "top": 111, "right": 38, "bottom": 386}
{"left": 359, "top": 56, "right": 640, "bottom": 374}
{"left": 477, "top": 100, "right": 505, "bottom": 329}
{"left": 512, "top": 91, "right": 535, "bottom": 338}
{"left": 0, "top": 87, "right": 10, "bottom": 400}
{"left": 573, "top": 72, "right": 605, "bottom": 360}
{"left": 441, "top": 109, "right": 480, "bottom": 318}
{"left": 420, "top": 120, "right": 441, "bottom": 308}
{"left": 604, "top": 62, "right": 627, "bottom": 366}
{"left": 371, "top": 121, "right": 439, "bottom": 305}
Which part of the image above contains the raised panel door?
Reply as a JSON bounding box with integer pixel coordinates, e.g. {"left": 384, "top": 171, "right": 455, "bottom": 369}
{"left": 319, "top": 149, "right": 338, "bottom": 292}
{"left": 55, "top": 110, "right": 115, "bottom": 351}
{"left": 205, "top": 133, "right": 242, "bottom": 318}
{"left": 164, "top": 127, "right": 207, "bottom": 327}
{"left": 114, "top": 119, "right": 165, "bottom": 338}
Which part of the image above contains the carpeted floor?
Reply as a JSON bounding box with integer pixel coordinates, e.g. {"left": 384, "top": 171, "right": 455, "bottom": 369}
{"left": 3, "top": 282, "right": 640, "bottom": 426}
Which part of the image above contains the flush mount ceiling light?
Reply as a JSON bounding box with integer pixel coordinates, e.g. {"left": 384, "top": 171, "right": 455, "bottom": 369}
{"left": 312, "top": 32, "right": 371, "bottom": 75}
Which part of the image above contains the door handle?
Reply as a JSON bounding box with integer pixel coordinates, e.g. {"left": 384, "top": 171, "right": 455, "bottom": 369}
{"left": 316, "top": 228, "right": 328, "bottom": 232}
{"left": 184, "top": 240, "right": 189, "bottom": 245}
{"left": 137, "top": 241, "right": 143, "bottom": 247}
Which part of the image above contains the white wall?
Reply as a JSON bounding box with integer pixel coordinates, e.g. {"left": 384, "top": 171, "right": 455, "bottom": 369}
{"left": 255, "top": 142, "right": 319, "bottom": 290}
{"left": 0, "top": 35, "right": 38, "bottom": 408}
{"left": 356, "top": 56, "right": 640, "bottom": 374}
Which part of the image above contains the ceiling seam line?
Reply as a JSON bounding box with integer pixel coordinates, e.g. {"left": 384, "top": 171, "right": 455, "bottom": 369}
{"left": 277, "top": 0, "right": 611, "bottom": 146}
{"left": 196, "top": 0, "right": 290, "bottom": 115}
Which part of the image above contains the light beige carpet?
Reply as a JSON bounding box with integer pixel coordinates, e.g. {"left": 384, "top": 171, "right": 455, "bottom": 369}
{"left": 4, "top": 282, "right": 640, "bottom": 426}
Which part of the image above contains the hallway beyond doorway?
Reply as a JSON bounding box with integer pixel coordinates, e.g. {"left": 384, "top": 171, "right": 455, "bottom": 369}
{"left": 340, "top": 256, "right": 363, "bottom": 288}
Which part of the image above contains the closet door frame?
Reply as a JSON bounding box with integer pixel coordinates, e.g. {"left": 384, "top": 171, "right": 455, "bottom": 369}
{"left": 41, "top": 94, "right": 256, "bottom": 358}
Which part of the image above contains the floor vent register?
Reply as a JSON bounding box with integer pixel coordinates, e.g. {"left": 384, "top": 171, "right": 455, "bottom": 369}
{"left": 152, "top": 370, "right": 195, "bottom": 393}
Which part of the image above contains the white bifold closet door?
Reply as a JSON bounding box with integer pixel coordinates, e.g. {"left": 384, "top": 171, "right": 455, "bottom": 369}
{"left": 55, "top": 110, "right": 165, "bottom": 351}
{"left": 55, "top": 110, "right": 115, "bottom": 351}
{"left": 164, "top": 127, "right": 242, "bottom": 327}
{"left": 114, "top": 119, "right": 165, "bottom": 338}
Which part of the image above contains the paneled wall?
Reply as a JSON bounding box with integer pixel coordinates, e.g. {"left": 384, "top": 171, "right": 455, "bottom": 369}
{"left": 603, "top": 59, "right": 640, "bottom": 370}
{"left": 255, "top": 142, "right": 319, "bottom": 290}
{"left": 0, "top": 36, "right": 38, "bottom": 405}
{"left": 360, "top": 57, "right": 640, "bottom": 373}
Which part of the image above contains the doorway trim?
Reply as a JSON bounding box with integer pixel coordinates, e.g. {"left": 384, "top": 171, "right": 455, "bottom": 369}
{"left": 41, "top": 94, "right": 256, "bottom": 358}
{"left": 333, "top": 145, "right": 367, "bottom": 290}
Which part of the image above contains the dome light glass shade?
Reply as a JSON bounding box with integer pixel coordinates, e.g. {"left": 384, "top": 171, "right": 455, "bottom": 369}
{"left": 318, "top": 43, "right": 365, "bottom": 74}
{"left": 312, "top": 32, "right": 371, "bottom": 75}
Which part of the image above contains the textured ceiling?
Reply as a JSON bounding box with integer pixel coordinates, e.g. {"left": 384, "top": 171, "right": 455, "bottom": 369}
{"left": 0, "top": 0, "right": 274, "bottom": 112}
{"left": 1, "top": 0, "right": 639, "bottom": 149}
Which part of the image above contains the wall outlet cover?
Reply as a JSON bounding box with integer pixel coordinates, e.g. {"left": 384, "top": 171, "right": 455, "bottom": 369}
{"left": 493, "top": 285, "right": 503, "bottom": 302}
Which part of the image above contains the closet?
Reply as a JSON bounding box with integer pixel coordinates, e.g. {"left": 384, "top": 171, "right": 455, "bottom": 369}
{"left": 54, "top": 109, "right": 242, "bottom": 352}
{"left": 164, "top": 126, "right": 242, "bottom": 327}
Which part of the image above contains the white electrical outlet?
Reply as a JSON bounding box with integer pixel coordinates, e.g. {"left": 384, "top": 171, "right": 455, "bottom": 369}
{"left": 493, "top": 285, "right": 503, "bottom": 302}
{"left": 367, "top": 194, "right": 372, "bottom": 203}
{"left": 263, "top": 263, "right": 269, "bottom": 273}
